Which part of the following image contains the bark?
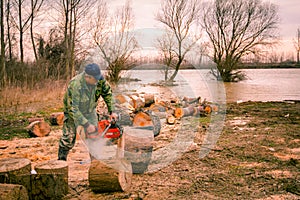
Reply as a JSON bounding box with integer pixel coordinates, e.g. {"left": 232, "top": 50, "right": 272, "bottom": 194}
{"left": 88, "top": 159, "right": 132, "bottom": 192}
{"left": 123, "top": 126, "right": 154, "bottom": 174}
{"left": 0, "top": 183, "right": 29, "bottom": 200}
{"left": 0, "top": 157, "right": 31, "bottom": 184}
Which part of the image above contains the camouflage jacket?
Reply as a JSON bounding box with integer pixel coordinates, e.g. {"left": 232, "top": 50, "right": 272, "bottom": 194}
{"left": 95, "top": 79, "right": 114, "bottom": 114}
{"left": 63, "top": 72, "right": 98, "bottom": 126}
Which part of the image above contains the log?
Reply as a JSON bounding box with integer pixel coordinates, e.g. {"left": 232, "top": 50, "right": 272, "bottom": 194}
{"left": 174, "top": 106, "right": 195, "bottom": 119}
{"left": 143, "top": 94, "right": 155, "bottom": 107}
{"left": 0, "top": 157, "right": 31, "bottom": 184}
{"left": 0, "top": 183, "right": 29, "bottom": 200}
{"left": 123, "top": 126, "right": 154, "bottom": 174}
{"left": 166, "top": 114, "right": 176, "bottom": 125}
{"left": 114, "top": 94, "right": 129, "bottom": 104}
{"left": 149, "top": 103, "right": 167, "bottom": 113}
{"left": 13, "top": 173, "right": 68, "bottom": 200}
{"left": 132, "top": 111, "right": 161, "bottom": 137}
{"left": 114, "top": 109, "right": 133, "bottom": 126}
{"left": 34, "top": 160, "right": 68, "bottom": 181}
{"left": 132, "top": 112, "right": 153, "bottom": 127}
{"left": 88, "top": 158, "right": 132, "bottom": 193}
{"left": 26, "top": 121, "right": 51, "bottom": 137}
{"left": 49, "top": 112, "right": 64, "bottom": 126}
{"left": 130, "top": 95, "right": 145, "bottom": 110}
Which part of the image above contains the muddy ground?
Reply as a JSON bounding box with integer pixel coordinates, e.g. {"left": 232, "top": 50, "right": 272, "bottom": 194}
{"left": 0, "top": 100, "right": 300, "bottom": 200}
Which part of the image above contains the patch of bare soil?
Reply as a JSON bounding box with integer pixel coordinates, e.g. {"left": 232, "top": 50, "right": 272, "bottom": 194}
{"left": 0, "top": 101, "right": 300, "bottom": 199}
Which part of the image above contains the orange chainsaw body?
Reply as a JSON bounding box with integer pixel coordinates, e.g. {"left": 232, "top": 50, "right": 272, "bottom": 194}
{"left": 98, "top": 120, "right": 122, "bottom": 139}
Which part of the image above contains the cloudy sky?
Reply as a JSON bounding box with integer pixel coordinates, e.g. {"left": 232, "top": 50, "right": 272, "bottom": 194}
{"left": 110, "top": 0, "right": 300, "bottom": 53}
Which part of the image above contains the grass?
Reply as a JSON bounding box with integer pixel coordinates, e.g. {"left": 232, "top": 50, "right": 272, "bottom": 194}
{"left": 0, "top": 81, "right": 65, "bottom": 140}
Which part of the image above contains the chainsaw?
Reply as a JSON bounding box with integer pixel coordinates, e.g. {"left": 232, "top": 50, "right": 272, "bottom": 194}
{"left": 85, "top": 118, "right": 123, "bottom": 141}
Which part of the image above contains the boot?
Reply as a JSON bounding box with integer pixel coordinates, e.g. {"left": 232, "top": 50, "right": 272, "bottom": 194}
{"left": 58, "top": 146, "right": 69, "bottom": 161}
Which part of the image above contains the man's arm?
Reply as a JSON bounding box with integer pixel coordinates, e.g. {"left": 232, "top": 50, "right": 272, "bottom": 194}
{"left": 96, "top": 79, "right": 114, "bottom": 114}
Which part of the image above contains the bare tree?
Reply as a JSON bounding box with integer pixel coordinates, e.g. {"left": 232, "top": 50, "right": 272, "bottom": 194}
{"left": 29, "top": 0, "right": 44, "bottom": 61}
{"left": 156, "top": 0, "right": 200, "bottom": 82}
{"left": 58, "top": 0, "right": 96, "bottom": 79}
{"left": 0, "top": 0, "right": 6, "bottom": 86}
{"left": 9, "top": 0, "right": 33, "bottom": 63}
{"left": 157, "top": 31, "right": 176, "bottom": 82}
{"left": 201, "top": 0, "right": 279, "bottom": 82}
{"left": 294, "top": 28, "right": 300, "bottom": 64}
{"left": 92, "top": 0, "right": 138, "bottom": 84}
{"left": 6, "top": 0, "right": 13, "bottom": 61}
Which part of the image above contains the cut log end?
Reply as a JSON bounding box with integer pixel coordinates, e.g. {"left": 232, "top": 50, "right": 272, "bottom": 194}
{"left": 50, "top": 112, "right": 64, "bottom": 126}
{"left": 26, "top": 121, "right": 51, "bottom": 137}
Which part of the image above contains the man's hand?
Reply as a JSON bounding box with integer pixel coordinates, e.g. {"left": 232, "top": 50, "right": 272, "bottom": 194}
{"left": 110, "top": 113, "right": 118, "bottom": 121}
{"left": 86, "top": 124, "right": 97, "bottom": 133}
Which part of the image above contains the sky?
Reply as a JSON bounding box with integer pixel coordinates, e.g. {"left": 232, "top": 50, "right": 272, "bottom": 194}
{"left": 110, "top": 0, "right": 300, "bottom": 55}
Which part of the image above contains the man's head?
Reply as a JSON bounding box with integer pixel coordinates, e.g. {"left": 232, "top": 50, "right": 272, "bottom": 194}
{"left": 84, "top": 63, "right": 102, "bottom": 85}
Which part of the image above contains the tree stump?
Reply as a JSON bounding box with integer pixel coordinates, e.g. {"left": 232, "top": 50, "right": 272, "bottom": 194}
{"left": 0, "top": 157, "right": 31, "bottom": 184}
{"left": 26, "top": 121, "right": 51, "bottom": 137}
{"left": 88, "top": 158, "right": 132, "bottom": 193}
{"left": 14, "top": 173, "right": 68, "bottom": 200}
{"left": 34, "top": 160, "right": 68, "bottom": 181}
{"left": 49, "top": 112, "right": 64, "bottom": 126}
{"left": 123, "top": 126, "right": 154, "bottom": 174}
{"left": 0, "top": 183, "right": 29, "bottom": 200}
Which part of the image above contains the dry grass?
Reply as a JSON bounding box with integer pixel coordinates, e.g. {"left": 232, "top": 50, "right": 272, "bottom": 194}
{"left": 0, "top": 80, "right": 66, "bottom": 115}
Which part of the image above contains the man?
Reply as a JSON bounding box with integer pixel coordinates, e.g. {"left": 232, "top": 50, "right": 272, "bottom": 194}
{"left": 58, "top": 63, "right": 115, "bottom": 161}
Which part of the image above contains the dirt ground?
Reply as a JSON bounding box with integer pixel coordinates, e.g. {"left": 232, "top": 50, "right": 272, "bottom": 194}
{"left": 0, "top": 100, "right": 300, "bottom": 200}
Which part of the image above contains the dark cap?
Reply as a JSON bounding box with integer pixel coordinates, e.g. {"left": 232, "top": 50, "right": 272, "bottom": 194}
{"left": 84, "top": 63, "right": 102, "bottom": 80}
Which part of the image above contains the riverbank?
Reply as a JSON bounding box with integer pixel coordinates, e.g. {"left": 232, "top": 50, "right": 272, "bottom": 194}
{"left": 0, "top": 99, "right": 299, "bottom": 199}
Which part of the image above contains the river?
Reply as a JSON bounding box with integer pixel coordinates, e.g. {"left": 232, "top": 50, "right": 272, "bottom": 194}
{"left": 115, "top": 68, "right": 300, "bottom": 103}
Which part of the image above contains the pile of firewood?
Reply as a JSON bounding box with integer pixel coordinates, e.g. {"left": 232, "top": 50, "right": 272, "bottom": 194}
{"left": 111, "top": 93, "right": 218, "bottom": 126}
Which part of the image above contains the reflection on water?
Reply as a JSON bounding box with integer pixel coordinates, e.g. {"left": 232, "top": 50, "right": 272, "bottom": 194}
{"left": 115, "top": 68, "right": 300, "bottom": 103}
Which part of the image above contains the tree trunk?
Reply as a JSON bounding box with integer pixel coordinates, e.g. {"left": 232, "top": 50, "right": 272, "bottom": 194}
{"left": 6, "top": 1, "right": 13, "bottom": 61}
{"left": 0, "top": 157, "right": 31, "bottom": 184}
{"left": 26, "top": 121, "right": 51, "bottom": 137}
{"left": 18, "top": 0, "right": 24, "bottom": 63}
{"left": 0, "top": 183, "right": 29, "bottom": 200}
{"left": 0, "top": 0, "right": 6, "bottom": 87}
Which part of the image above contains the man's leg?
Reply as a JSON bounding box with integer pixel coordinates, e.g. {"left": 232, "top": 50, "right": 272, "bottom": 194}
{"left": 58, "top": 119, "right": 76, "bottom": 161}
